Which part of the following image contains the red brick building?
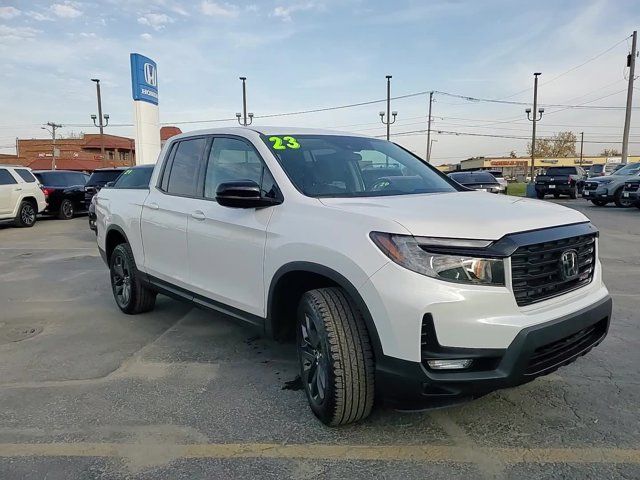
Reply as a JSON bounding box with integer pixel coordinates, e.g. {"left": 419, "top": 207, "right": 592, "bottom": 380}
{"left": 11, "top": 126, "right": 181, "bottom": 172}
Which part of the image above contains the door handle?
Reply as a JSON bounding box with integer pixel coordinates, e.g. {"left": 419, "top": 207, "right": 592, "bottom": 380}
{"left": 191, "top": 210, "right": 206, "bottom": 221}
{"left": 14, "top": 188, "right": 22, "bottom": 191}
{"left": 147, "top": 202, "right": 159, "bottom": 210}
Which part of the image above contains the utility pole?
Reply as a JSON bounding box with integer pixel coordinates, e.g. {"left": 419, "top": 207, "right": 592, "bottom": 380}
{"left": 236, "top": 76, "right": 254, "bottom": 126}
{"left": 90, "top": 78, "right": 109, "bottom": 167}
{"left": 379, "top": 75, "right": 397, "bottom": 140}
{"left": 426, "top": 91, "right": 434, "bottom": 162}
{"left": 622, "top": 30, "right": 637, "bottom": 164}
{"left": 526, "top": 72, "right": 544, "bottom": 183}
{"left": 42, "top": 122, "right": 62, "bottom": 170}
{"left": 579, "top": 132, "right": 584, "bottom": 166}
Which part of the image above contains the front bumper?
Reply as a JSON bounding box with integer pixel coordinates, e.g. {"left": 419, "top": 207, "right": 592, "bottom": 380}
{"left": 622, "top": 190, "right": 640, "bottom": 203}
{"left": 582, "top": 187, "right": 611, "bottom": 200}
{"left": 376, "top": 295, "right": 612, "bottom": 408}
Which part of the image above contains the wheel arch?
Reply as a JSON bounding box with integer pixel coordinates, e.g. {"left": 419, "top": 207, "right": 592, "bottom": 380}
{"left": 266, "top": 261, "right": 383, "bottom": 359}
{"left": 105, "top": 225, "right": 130, "bottom": 265}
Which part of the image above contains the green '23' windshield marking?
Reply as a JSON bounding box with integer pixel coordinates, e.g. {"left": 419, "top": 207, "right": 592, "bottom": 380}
{"left": 269, "top": 136, "right": 300, "bottom": 150}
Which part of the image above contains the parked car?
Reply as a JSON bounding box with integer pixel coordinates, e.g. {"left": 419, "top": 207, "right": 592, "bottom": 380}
{"left": 89, "top": 165, "right": 154, "bottom": 233}
{"left": 0, "top": 165, "right": 46, "bottom": 227}
{"left": 447, "top": 171, "right": 502, "bottom": 193}
{"left": 97, "top": 127, "right": 611, "bottom": 426}
{"left": 534, "top": 166, "right": 587, "bottom": 199}
{"left": 587, "top": 163, "right": 624, "bottom": 178}
{"left": 622, "top": 179, "right": 640, "bottom": 209}
{"left": 582, "top": 162, "right": 640, "bottom": 207}
{"left": 85, "top": 167, "right": 128, "bottom": 211}
{"left": 33, "top": 170, "right": 88, "bottom": 219}
{"left": 487, "top": 170, "right": 508, "bottom": 193}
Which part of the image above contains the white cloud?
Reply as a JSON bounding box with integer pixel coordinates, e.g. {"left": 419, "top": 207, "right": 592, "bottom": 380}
{"left": 200, "top": 1, "right": 238, "bottom": 18}
{"left": 51, "top": 2, "right": 83, "bottom": 19}
{"left": 0, "top": 6, "right": 21, "bottom": 19}
{"left": 272, "top": 2, "right": 318, "bottom": 22}
{"left": 170, "top": 4, "right": 190, "bottom": 16}
{"left": 137, "top": 13, "right": 174, "bottom": 30}
{"left": 140, "top": 32, "right": 153, "bottom": 40}
{"left": 25, "top": 11, "right": 53, "bottom": 21}
{"left": 0, "top": 25, "right": 39, "bottom": 41}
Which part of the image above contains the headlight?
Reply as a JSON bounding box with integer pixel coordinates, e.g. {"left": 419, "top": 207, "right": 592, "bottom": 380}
{"left": 370, "top": 232, "right": 505, "bottom": 286}
{"left": 598, "top": 179, "right": 613, "bottom": 185}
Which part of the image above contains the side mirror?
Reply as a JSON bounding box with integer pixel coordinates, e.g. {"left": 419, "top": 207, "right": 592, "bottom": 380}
{"left": 104, "top": 181, "right": 115, "bottom": 188}
{"left": 216, "top": 180, "right": 282, "bottom": 208}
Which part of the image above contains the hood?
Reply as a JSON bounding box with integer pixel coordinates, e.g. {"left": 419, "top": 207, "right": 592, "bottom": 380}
{"left": 319, "top": 191, "right": 589, "bottom": 240}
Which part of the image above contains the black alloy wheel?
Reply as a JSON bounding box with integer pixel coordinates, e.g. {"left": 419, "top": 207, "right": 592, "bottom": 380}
{"left": 111, "top": 252, "right": 132, "bottom": 309}
{"left": 16, "top": 201, "right": 36, "bottom": 227}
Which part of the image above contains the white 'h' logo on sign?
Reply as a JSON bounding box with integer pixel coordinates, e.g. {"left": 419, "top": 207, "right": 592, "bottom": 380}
{"left": 144, "top": 63, "right": 157, "bottom": 87}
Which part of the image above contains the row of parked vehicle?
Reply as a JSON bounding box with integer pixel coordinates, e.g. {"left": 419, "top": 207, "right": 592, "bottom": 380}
{"left": 0, "top": 164, "right": 153, "bottom": 229}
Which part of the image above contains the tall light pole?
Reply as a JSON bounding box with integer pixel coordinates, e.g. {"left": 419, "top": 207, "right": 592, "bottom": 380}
{"left": 90, "top": 78, "right": 109, "bottom": 166}
{"left": 430, "top": 138, "right": 437, "bottom": 161}
{"left": 526, "top": 72, "right": 544, "bottom": 183}
{"left": 579, "top": 132, "right": 584, "bottom": 166}
{"left": 41, "top": 122, "right": 62, "bottom": 170}
{"left": 379, "top": 75, "right": 397, "bottom": 140}
{"left": 236, "top": 76, "right": 254, "bottom": 126}
{"left": 621, "top": 30, "right": 637, "bottom": 164}
{"left": 426, "top": 91, "right": 434, "bottom": 162}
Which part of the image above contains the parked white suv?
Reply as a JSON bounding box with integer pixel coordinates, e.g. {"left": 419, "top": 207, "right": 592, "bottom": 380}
{"left": 96, "top": 128, "right": 612, "bottom": 425}
{"left": 0, "top": 165, "right": 46, "bottom": 228}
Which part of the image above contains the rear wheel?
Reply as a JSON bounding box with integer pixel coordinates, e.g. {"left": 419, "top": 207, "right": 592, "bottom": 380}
{"left": 14, "top": 200, "right": 37, "bottom": 227}
{"left": 614, "top": 188, "right": 633, "bottom": 208}
{"left": 109, "top": 243, "right": 156, "bottom": 314}
{"left": 591, "top": 199, "right": 607, "bottom": 207}
{"left": 569, "top": 186, "right": 577, "bottom": 199}
{"left": 297, "top": 287, "right": 375, "bottom": 426}
{"left": 58, "top": 199, "right": 74, "bottom": 220}
{"left": 553, "top": 193, "right": 560, "bottom": 199}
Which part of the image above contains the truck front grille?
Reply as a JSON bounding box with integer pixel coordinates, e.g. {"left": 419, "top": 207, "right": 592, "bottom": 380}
{"left": 584, "top": 182, "right": 598, "bottom": 190}
{"left": 511, "top": 234, "right": 596, "bottom": 307}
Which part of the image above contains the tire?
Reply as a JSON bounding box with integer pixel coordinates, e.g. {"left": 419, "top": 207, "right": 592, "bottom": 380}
{"left": 14, "top": 200, "right": 37, "bottom": 228}
{"left": 636, "top": 202, "right": 640, "bottom": 210}
{"left": 591, "top": 199, "right": 608, "bottom": 207}
{"left": 553, "top": 193, "right": 560, "bottom": 199}
{"left": 296, "top": 287, "right": 375, "bottom": 426}
{"left": 614, "top": 188, "right": 633, "bottom": 208}
{"left": 58, "top": 199, "right": 74, "bottom": 220}
{"left": 569, "top": 186, "right": 577, "bottom": 199}
{"left": 109, "top": 243, "right": 156, "bottom": 314}
{"left": 536, "top": 191, "right": 545, "bottom": 199}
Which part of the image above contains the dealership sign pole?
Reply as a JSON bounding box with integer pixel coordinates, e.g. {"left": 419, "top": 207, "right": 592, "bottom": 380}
{"left": 130, "top": 53, "right": 160, "bottom": 165}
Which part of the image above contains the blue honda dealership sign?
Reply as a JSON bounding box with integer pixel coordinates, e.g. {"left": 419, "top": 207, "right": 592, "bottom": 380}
{"left": 130, "top": 53, "right": 158, "bottom": 105}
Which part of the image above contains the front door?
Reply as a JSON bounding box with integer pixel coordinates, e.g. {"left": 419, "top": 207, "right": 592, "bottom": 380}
{"left": 0, "top": 169, "right": 18, "bottom": 215}
{"left": 187, "top": 136, "right": 280, "bottom": 318}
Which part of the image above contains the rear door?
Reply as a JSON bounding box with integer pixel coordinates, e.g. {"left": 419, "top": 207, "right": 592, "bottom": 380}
{"left": 0, "top": 168, "right": 19, "bottom": 215}
{"left": 186, "top": 136, "right": 279, "bottom": 318}
{"left": 140, "top": 137, "right": 208, "bottom": 288}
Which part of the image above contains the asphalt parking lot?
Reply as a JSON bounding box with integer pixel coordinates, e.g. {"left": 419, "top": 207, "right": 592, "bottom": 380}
{"left": 0, "top": 199, "right": 638, "bottom": 480}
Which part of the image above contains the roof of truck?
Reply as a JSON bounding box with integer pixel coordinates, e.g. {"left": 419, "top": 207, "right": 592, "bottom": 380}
{"left": 167, "top": 126, "right": 369, "bottom": 140}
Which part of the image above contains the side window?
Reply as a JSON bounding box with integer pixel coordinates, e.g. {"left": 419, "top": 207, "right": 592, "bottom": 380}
{"left": 204, "top": 137, "right": 276, "bottom": 198}
{"left": 0, "top": 169, "right": 17, "bottom": 185}
{"left": 114, "top": 168, "right": 153, "bottom": 189}
{"left": 166, "top": 138, "right": 206, "bottom": 196}
{"left": 14, "top": 169, "right": 36, "bottom": 183}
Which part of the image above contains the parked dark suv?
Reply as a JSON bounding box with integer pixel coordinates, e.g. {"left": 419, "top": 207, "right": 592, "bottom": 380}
{"left": 33, "top": 170, "right": 88, "bottom": 219}
{"left": 84, "top": 168, "right": 128, "bottom": 211}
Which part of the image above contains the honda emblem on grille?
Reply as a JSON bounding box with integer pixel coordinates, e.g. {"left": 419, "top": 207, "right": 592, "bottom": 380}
{"left": 560, "top": 249, "right": 579, "bottom": 280}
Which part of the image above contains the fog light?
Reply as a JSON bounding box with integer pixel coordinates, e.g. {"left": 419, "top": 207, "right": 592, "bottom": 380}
{"left": 426, "top": 359, "right": 473, "bottom": 370}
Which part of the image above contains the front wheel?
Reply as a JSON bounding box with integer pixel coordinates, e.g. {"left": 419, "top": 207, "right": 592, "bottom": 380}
{"left": 614, "top": 188, "right": 633, "bottom": 208}
{"left": 297, "top": 288, "right": 375, "bottom": 426}
{"left": 591, "top": 199, "right": 607, "bottom": 207}
{"left": 110, "top": 243, "right": 156, "bottom": 314}
{"left": 536, "top": 191, "right": 545, "bottom": 199}
{"left": 58, "top": 199, "right": 74, "bottom": 220}
{"left": 569, "top": 186, "right": 577, "bottom": 199}
{"left": 15, "top": 201, "right": 37, "bottom": 227}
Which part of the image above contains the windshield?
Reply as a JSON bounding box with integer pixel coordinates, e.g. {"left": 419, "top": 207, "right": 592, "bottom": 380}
{"left": 87, "top": 170, "right": 123, "bottom": 187}
{"left": 613, "top": 162, "right": 640, "bottom": 176}
{"left": 449, "top": 172, "right": 498, "bottom": 184}
{"left": 589, "top": 165, "right": 603, "bottom": 173}
{"left": 113, "top": 166, "right": 154, "bottom": 189}
{"left": 261, "top": 134, "right": 456, "bottom": 198}
{"left": 545, "top": 167, "right": 576, "bottom": 175}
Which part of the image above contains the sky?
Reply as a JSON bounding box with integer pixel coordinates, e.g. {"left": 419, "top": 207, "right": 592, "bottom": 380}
{"left": 1, "top": 0, "right": 639, "bottom": 164}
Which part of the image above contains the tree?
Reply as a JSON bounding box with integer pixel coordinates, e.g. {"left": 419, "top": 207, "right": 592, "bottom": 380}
{"left": 527, "top": 131, "right": 577, "bottom": 158}
{"left": 600, "top": 148, "right": 620, "bottom": 157}
{"left": 509, "top": 150, "right": 517, "bottom": 158}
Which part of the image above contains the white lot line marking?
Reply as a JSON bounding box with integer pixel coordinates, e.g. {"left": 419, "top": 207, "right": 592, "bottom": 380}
{"left": 0, "top": 442, "right": 638, "bottom": 464}
{"left": 0, "top": 248, "right": 97, "bottom": 250}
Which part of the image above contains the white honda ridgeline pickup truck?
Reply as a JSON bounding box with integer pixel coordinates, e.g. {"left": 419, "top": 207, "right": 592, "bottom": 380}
{"left": 96, "top": 127, "right": 612, "bottom": 426}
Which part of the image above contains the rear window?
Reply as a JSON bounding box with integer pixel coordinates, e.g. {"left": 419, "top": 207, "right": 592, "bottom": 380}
{"left": 589, "top": 165, "right": 604, "bottom": 173}
{"left": 448, "top": 172, "right": 498, "bottom": 184}
{"left": 87, "top": 170, "right": 123, "bottom": 187}
{"left": 14, "top": 169, "right": 36, "bottom": 183}
{"left": 113, "top": 166, "right": 154, "bottom": 189}
{"left": 545, "top": 167, "right": 577, "bottom": 175}
{"left": 35, "top": 171, "right": 87, "bottom": 187}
